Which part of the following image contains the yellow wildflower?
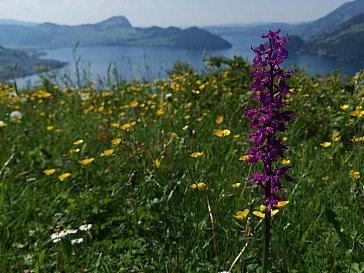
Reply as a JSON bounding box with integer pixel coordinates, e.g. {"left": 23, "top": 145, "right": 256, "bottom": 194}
{"left": 320, "top": 142, "right": 331, "bottom": 148}
{"left": 129, "top": 101, "right": 138, "bottom": 108}
{"left": 111, "top": 123, "right": 120, "bottom": 128}
{"left": 46, "top": 126, "right": 54, "bottom": 131}
{"left": 215, "top": 116, "right": 224, "bottom": 124}
{"left": 73, "top": 139, "right": 84, "bottom": 145}
{"left": 120, "top": 122, "right": 136, "bottom": 130}
{"left": 190, "top": 182, "right": 208, "bottom": 191}
{"left": 259, "top": 205, "right": 266, "bottom": 212}
{"left": 332, "top": 132, "right": 341, "bottom": 142}
{"left": 234, "top": 209, "right": 249, "bottom": 220}
{"left": 340, "top": 104, "right": 349, "bottom": 110}
{"left": 349, "top": 170, "right": 360, "bottom": 179}
{"left": 239, "top": 155, "right": 250, "bottom": 161}
{"left": 155, "top": 109, "right": 164, "bottom": 116}
{"left": 233, "top": 134, "right": 241, "bottom": 139}
{"left": 43, "top": 169, "right": 56, "bottom": 176}
{"left": 213, "top": 129, "right": 231, "bottom": 138}
{"left": 155, "top": 159, "right": 161, "bottom": 168}
{"left": 111, "top": 138, "right": 122, "bottom": 145}
{"left": 59, "top": 173, "right": 71, "bottom": 181}
{"left": 322, "top": 176, "right": 330, "bottom": 182}
{"left": 231, "top": 183, "right": 241, "bottom": 188}
{"left": 351, "top": 136, "right": 364, "bottom": 142}
{"left": 79, "top": 158, "right": 95, "bottom": 166}
{"left": 68, "top": 148, "right": 80, "bottom": 154}
{"left": 276, "top": 201, "right": 289, "bottom": 209}
{"left": 100, "top": 149, "right": 114, "bottom": 157}
{"left": 253, "top": 210, "right": 279, "bottom": 218}
{"left": 190, "top": 152, "right": 204, "bottom": 158}
{"left": 281, "top": 159, "right": 291, "bottom": 166}
{"left": 350, "top": 109, "right": 364, "bottom": 117}
{"left": 282, "top": 137, "right": 288, "bottom": 142}
{"left": 169, "top": 132, "right": 179, "bottom": 140}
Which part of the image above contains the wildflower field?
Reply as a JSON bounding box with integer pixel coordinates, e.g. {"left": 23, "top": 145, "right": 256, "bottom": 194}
{"left": 0, "top": 51, "right": 363, "bottom": 272}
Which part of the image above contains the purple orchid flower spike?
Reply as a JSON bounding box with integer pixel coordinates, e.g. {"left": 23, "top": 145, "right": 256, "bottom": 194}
{"left": 245, "top": 29, "right": 296, "bottom": 214}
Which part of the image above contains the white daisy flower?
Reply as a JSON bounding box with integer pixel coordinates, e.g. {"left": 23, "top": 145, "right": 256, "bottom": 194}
{"left": 79, "top": 224, "right": 92, "bottom": 231}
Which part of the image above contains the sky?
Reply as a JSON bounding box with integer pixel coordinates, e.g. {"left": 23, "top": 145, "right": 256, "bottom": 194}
{"left": 0, "top": 0, "right": 353, "bottom": 27}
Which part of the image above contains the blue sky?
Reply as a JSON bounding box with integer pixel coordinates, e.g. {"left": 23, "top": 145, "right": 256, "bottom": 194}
{"left": 0, "top": 0, "right": 352, "bottom": 26}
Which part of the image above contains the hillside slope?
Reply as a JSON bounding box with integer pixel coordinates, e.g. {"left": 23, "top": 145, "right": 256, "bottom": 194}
{"left": 0, "top": 16, "right": 232, "bottom": 50}
{"left": 292, "top": 0, "right": 364, "bottom": 39}
{"left": 301, "top": 14, "right": 364, "bottom": 61}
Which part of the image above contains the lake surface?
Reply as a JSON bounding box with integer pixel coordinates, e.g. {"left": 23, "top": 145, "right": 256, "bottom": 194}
{"left": 16, "top": 32, "right": 364, "bottom": 88}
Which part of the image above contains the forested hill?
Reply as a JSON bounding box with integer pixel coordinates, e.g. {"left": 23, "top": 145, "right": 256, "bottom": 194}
{"left": 299, "top": 14, "right": 364, "bottom": 61}
{"left": 0, "top": 46, "right": 65, "bottom": 80}
{"left": 0, "top": 16, "right": 232, "bottom": 50}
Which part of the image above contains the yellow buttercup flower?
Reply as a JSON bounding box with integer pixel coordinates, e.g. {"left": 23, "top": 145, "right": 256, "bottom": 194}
{"left": 59, "top": 173, "right": 71, "bottom": 181}
{"left": 253, "top": 211, "right": 265, "bottom": 218}
{"left": 253, "top": 209, "right": 279, "bottom": 218}
{"left": 349, "top": 170, "right": 360, "bottom": 179}
{"left": 120, "top": 122, "right": 136, "bottom": 130}
{"left": 320, "top": 142, "right": 331, "bottom": 148}
{"left": 155, "top": 159, "right": 161, "bottom": 168}
{"left": 46, "top": 126, "right": 54, "bottom": 131}
{"left": 190, "top": 182, "right": 208, "bottom": 191}
{"left": 239, "top": 155, "right": 250, "bottom": 161}
{"left": 100, "top": 149, "right": 114, "bottom": 157}
{"left": 43, "top": 169, "right": 56, "bottom": 176}
{"left": 111, "top": 123, "right": 120, "bottom": 128}
{"left": 213, "top": 129, "right": 231, "bottom": 138}
{"left": 129, "top": 101, "right": 138, "bottom": 108}
{"left": 234, "top": 209, "right": 249, "bottom": 220}
{"left": 215, "top": 116, "right": 224, "bottom": 125}
{"left": 231, "top": 183, "right": 241, "bottom": 188}
{"left": 169, "top": 132, "right": 179, "bottom": 140}
{"left": 155, "top": 109, "right": 164, "bottom": 116}
{"left": 190, "top": 152, "right": 204, "bottom": 158}
{"left": 281, "top": 159, "right": 291, "bottom": 166}
{"left": 276, "top": 201, "right": 289, "bottom": 209}
{"left": 322, "top": 176, "right": 330, "bottom": 182}
{"left": 111, "top": 138, "right": 122, "bottom": 145}
{"left": 79, "top": 158, "right": 95, "bottom": 166}
{"left": 73, "top": 139, "right": 84, "bottom": 145}
{"left": 340, "top": 104, "right": 349, "bottom": 110}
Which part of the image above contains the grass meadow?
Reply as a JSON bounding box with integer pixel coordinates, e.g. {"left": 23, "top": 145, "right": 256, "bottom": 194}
{"left": 0, "top": 56, "right": 363, "bottom": 272}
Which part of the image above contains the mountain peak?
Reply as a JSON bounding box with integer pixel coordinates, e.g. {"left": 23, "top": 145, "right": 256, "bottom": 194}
{"left": 96, "top": 16, "right": 132, "bottom": 29}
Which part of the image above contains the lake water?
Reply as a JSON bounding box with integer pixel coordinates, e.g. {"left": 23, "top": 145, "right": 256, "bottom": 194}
{"left": 16, "top": 32, "right": 364, "bottom": 88}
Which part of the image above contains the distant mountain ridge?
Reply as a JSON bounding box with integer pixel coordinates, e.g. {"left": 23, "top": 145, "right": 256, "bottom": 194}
{"left": 0, "top": 16, "right": 232, "bottom": 50}
{"left": 285, "top": 0, "right": 364, "bottom": 62}
{"left": 298, "top": 13, "right": 364, "bottom": 61}
{"left": 292, "top": 0, "right": 364, "bottom": 39}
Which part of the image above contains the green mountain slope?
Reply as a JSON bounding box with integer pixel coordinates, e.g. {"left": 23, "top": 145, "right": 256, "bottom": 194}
{"left": 292, "top": 0, "right": 364, "bottom": 39}
{"left": 301, "top": 14, "right": 364, "bottom": 62}
{"left": 0, "top": 16, "right": 232, "bottom": 50}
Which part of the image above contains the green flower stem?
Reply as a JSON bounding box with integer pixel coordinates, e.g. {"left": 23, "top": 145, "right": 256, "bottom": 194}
{"left": 262, "top": 213, "right": 271, "bottom": 273}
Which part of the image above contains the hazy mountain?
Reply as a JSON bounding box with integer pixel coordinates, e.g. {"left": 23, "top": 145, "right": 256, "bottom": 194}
{"left": 0, "top": 19, "right": 37, "bottom": 27}
{"left": 0, "top": 16, "right": 232, "bottom": 50}
{"left": 292, "top": 0, "right": 364, "bottom": 39}
{"left": 300, "top": 14, "right": 364, "bottom": 62}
